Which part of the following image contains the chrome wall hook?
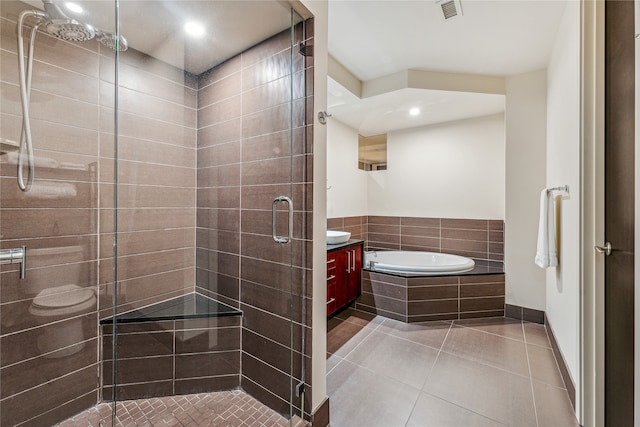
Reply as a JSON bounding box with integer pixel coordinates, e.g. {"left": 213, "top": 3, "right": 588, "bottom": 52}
{"left": 318, "top": 111, "right": 332, "bottom": 125}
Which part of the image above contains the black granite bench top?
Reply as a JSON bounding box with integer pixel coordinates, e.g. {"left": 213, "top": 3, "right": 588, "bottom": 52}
{"left": 100, "top": 293, "right": 242, "bottom": 324}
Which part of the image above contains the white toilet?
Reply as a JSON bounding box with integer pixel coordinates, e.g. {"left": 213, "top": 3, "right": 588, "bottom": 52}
{"left": 26, "top": 246, "right": 96, "bottom": 357}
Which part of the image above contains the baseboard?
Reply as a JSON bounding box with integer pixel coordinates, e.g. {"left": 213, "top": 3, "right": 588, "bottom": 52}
{"left": 544, "top": 314, "right": 576, "bottom": 411}
{"left": 311, "top": 397, "right": 330, "bottom": 427}
{"left": 506, "top": 305, "right": 576, "bottom": 410}
{"left": 504, "top": 304, "right": 545, "bottom": 324}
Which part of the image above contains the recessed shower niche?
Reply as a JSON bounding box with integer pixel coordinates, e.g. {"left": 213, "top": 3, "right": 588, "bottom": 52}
{"left": 0, "top": 0, "right": 315, "bottom": 424}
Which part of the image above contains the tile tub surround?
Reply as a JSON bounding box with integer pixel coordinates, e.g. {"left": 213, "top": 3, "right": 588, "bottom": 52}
{"left": 327, "top": 216, "right": 505, "bottom": 262}
{"left": 356, "top": 271, "right": 505, "bottom": 322}
{"left": 195, "top": 20, "right": 315, "bottom": 418}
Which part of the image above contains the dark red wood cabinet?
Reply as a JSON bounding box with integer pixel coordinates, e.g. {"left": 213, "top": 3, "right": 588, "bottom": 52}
{"left": 327, "top": 243, "right": 363, "bottom": 316}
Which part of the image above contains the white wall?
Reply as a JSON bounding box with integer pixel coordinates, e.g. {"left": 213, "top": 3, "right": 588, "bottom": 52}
{"left": 327, "top": 114, "right": 506, "bottom": 220}
{"left": 326, "top": 119, "right": 368, "bottom": 218}
{"left": 504, "top": 70, "right": 548, "bottom": 311}
{"left": 299, "top": 0, "right": 329, "bottom": 415}
{"left": 546, "top": 0, "right": 581, "bottom": 409}
{"left": 367, "top": 114, "right": 505, "bottom": 219}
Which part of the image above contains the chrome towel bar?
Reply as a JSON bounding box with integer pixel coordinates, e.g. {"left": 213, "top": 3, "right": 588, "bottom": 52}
{"left": 546, "top": 185, "right": 569, "bottom": 195}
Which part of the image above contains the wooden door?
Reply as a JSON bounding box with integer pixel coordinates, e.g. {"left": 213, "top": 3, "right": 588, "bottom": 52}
{"left": 604, "top": 1, "right": 635, "bottom": 424}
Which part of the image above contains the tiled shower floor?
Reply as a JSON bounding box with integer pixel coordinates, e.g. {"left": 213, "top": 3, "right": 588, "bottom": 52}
{"left": 327, "top": 309, "right": 580, "bottom": 427}
{"left": 55, "top": 390, "right": 293, "bottom": 427}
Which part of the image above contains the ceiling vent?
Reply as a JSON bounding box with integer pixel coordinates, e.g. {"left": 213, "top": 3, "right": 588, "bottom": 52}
{"left": 435, "top": 0, "right": 463, "bottom": 21}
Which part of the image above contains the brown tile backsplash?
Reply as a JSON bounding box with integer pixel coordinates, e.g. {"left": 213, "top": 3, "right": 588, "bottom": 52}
{"left": 328, "top": 215, "right": 504, "bottom": 262}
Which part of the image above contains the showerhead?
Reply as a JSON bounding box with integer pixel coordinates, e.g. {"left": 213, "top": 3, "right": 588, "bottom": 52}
{"left": 97, "top": 31, "right": 128, "bottom": 51}
{"left": 45, "top": 20, "right": 95, "bottom": 41}
{"left": 41, "top": 0, "right": 95, "bottom": 42}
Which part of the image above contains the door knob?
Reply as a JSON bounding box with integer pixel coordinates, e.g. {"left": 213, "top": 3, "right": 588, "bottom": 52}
{"left": 594, "top": 242, "right": 612, "bottom": 256}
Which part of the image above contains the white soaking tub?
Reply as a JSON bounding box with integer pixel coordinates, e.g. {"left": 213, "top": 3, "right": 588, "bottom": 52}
{"left": 364, "top": 250, "right": 475, "bottom": 275}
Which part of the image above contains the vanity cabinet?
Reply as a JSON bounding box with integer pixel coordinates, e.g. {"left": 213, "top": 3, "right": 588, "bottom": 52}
{"left": 327, "top": 242, "right": 363, "bottom": 316}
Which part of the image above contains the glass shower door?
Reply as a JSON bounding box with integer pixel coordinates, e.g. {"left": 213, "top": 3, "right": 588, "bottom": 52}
{"left": 236, "top": 8, "right": 312, "bottom": 422}
{"left": 109, "top": 1, "right": 311, "bottom": 424}
{"left": 0, "top": 0, "right": 116, "bottom": 425}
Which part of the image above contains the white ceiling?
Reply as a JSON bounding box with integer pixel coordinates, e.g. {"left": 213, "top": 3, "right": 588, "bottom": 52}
{"left": 24, "top": 0, "right": 296, "bottom": 75}
{"left": 328, "top": 0, "right": 568, "bottom": 81}
{"left": 327, "top": 0, "right": 568, "bottom": 135}
{"left": 328, "top": 77, "right": 505, "bottom": 136}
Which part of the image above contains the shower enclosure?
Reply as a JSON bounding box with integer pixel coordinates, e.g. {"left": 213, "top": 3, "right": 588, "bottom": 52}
{"left": 0, "top": 0, "right": 314, "bottom": 425}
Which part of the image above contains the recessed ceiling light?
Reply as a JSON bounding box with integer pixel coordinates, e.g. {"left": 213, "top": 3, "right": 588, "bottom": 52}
{"left": 65, "top": 2, "right": 83, "bottom": 14}
{"left": 184, "top": 21, "right": 205, "bottom": 37}
{"left": 409, "top": 108, "right": 420, "bottom": 116}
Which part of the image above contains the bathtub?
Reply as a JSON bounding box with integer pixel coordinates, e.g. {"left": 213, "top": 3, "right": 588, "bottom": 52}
{"left": 365, "top": 250, "right": 475, "bottom": 275}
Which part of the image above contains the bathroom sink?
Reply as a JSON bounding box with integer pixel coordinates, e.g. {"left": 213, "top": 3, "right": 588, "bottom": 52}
{"left": 327, "top": 230, "right": 351, "bottom": 244}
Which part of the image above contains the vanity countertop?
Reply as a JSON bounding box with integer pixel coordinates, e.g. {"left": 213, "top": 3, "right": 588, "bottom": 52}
{"left": 327, "top": 239, "right": 365, "bottom": 252}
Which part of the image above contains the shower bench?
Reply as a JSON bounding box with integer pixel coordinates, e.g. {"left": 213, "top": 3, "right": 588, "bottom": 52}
{"left": 100, "top": 293, "right": 242, "bottom": 400}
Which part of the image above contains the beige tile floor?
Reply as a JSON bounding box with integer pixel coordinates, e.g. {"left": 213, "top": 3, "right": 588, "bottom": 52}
{"left": 55, "top": 390, "right": 294, "bottom": 427}
{"left": 327, "top": 309, "right": 580, "bottom": 427}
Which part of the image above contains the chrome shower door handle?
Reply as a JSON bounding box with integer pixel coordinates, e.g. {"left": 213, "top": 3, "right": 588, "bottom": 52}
{"left": 594, "top": 242, "right": 612, "bottom": 256}
{"left": 0, "top": 246, "right": 27, "bottom": 279}
{"left": 272, "top": 196, "right": 293, "bottom": 245}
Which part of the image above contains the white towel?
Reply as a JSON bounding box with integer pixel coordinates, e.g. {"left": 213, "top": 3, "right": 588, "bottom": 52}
{"left": 535, "top": 189, "right": 558, "bottom": 268}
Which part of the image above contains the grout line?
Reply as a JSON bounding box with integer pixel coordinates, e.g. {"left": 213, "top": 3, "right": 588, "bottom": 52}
{"left": 523, "top": 321, "right": 541, "bottom": 427}
{"left": 404, "top": 320, "right": 454, "bottom": 426}
{"left": 325, "top": 354, "right": 344, "bottom": 376}
{"left": 414, "top": 391, "right": 510, "bottom": 427}
{"left": 420, "top": 319, "right": 453, "bottom": 390}
{"left": 328, "top": 314, "right": 383, "bottom": 364}
{"left": 453, "top": 320, "right": 527, "bottom": 344}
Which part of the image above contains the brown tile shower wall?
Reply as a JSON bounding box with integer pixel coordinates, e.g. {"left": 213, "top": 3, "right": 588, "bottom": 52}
{"left": 196, "top": 20, "right": 314, "bottom": 418}
{"left": 0, "top": 1, "right": 196, "bottom": 424}
{"left": 97, "top": 41, "right": 197, "bottom": 317}
{"left": 328, "top": 216, "right": 504, "bottom": 261}
{"left": 0, "top": 3, "right": 100, "bottom": 425}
